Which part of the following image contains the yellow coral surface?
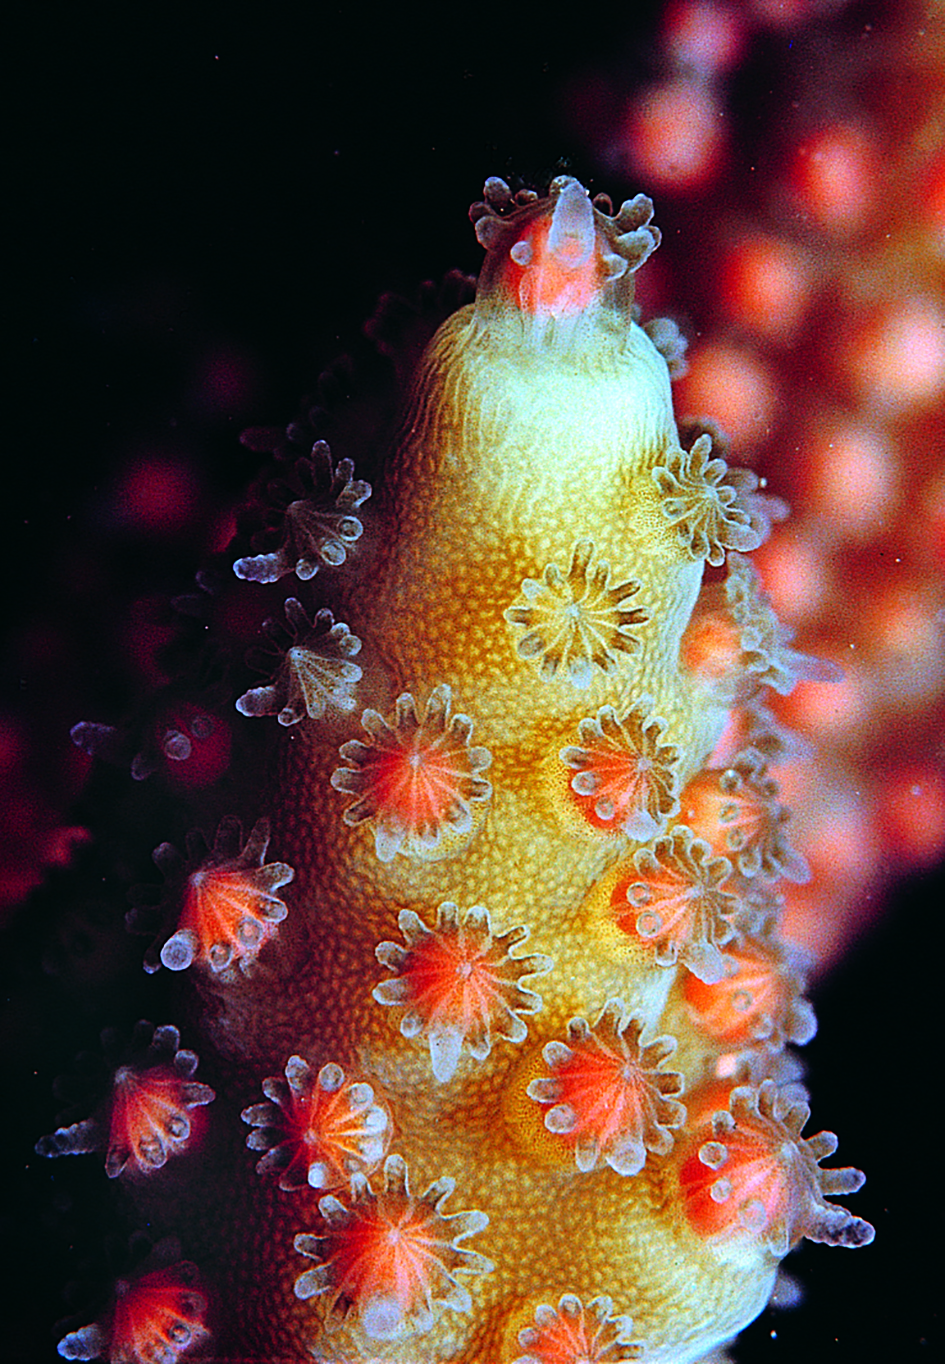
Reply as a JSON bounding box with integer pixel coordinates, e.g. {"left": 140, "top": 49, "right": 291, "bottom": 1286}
{"left": 115, "top": 177, "right": 871, "bottom": 1364}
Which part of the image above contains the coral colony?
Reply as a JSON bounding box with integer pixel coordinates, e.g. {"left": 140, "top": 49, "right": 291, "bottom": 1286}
{"left": 45, "top": 178, "right": 876, "bottom": 1363}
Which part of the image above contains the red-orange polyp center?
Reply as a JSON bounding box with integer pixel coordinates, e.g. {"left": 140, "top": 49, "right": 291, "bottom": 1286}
{"left": 554, "top": 1046, "right": 646, "bottom": 1150}
{"left": 611, "top": 870, "right": 694, "bottom": 947}
{"left": 404, "top": 932, "right": 500, "bottom": 1030}
{"left": 182, "top": 868, "right": 274, "bottom": 957}
{"left": 366, "top": 744, "right": 462, "bottom": 830}
{"left": 109, "top": 1268, "right": 205, "bottom": 1363}
{"left": 503, "top": 202, "right": 605, "bottom": 317}
{"left": 110, "top": 1065, "right": 194, "bottom": 1163}
{"left": 679, "top": 1123, "right": 789, "bottom": 1240}
{"left": 529, "top": 1311, "right": 598, "bottom": 1362}
{"left": 330, "top": 1205, "right": 440, "bottom": 1331}
{"left": 287, "top": 1086, "right": 361, "bottom": 1183}
{"left": 680, "top": 612, "right": 742, "bottom": 682}
{"left": 684, "top": 945, "right": 784, "bottom": 1044}
{"left": 570, "top": 747, "right": 656, "bottom": 831}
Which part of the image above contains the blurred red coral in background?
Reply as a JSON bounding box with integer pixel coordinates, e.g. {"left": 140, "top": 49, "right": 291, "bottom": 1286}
{"left": 569, "top": 0, "right": 945, "bottom": 970}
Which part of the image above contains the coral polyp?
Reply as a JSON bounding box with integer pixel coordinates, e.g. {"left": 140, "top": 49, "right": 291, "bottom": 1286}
{"left": 57, "top": 1256, "right": 209, "bottom": 1364}
{"left": 293, "top": 1154, "right": 493, "bottom": 1345}
{"left": 560, "top": 699, "right": 680, "bottom": 838}
{"left": 233, "top": 441, "right": 371, "bottom": 584}
{"left": 330, "top": 685, "right": 493, "bottom": 862}
{"left": 682, "top": 932, "right": 817, "bottom": 1052}
{"left": 512, "top": 1294, "right": 643, "bottom": 1364}
{"left": 504, "top": 541, "right": 648, "bottom": 687}
{"left": 241, "top": 1055, "right": 391, "bottom": 1192}
{"left": 236, "top": 598, "right": 363, "bottom": 726}
{"left": 130, "top": 816, "right": 294, "bottom": 977}
{"left": 610, "top": 826, "right": 739, "bottom": 983}
{"left": 525, "top": 1001, "right": 685, "bottom": 1176}
{"left": 651, "top": 432, "right": 764, "bottom": 567}
{"left": 680, "top": 751, "right": 811, "bottom": 884}
{"left": 677, "top": 1081, "right": 873, "bottom": 1253}
{"left": 40, "top": 174, "right": 874, "bottom": 1363}
{"left": 373, "top": 902, "right": 551, "bottom": 1082}
{"left": 36, "top": 1022, "right": 214, "bottom": 1180}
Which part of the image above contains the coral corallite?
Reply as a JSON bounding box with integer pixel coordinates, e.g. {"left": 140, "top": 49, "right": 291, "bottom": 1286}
{"left": 48, "top": 176, "right": 874, "bottom": 1362}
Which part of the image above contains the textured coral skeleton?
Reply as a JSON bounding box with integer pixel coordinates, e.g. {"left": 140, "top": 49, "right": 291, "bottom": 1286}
{"left": 39, "top": 174, "right": 876, "bottom": 1364}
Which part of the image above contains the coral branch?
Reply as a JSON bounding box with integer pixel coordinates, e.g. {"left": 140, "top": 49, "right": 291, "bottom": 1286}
{"left": 38, "top": 167, "right": 880, "bottom": 1364}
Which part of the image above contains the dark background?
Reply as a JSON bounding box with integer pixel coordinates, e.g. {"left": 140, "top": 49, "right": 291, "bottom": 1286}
{"left": 5, "top": 2, "right": 938, "bottom": 1360}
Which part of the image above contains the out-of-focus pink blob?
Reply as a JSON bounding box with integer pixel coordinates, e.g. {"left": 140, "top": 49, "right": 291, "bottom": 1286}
{"left": 917, "top": 472, "right": 945, "bottom": 569}
{"left": 716, "top": 234, "right": 813, "bottom": 343}
{"left": 800, "top": 418, "right": 899, "bottom": 539}
{"left": 838, "top": 297, "right": 945, "bottom": 412}
{"left": 191, "top": 344, "right": 259, "bottom": 418}
{"left": 662, "top": 1, "right": 747, "bottom": 75}
{"left": 866, "top": 576, "right": 945, "bottom": 710}
{"left": 673, "top": 341, "right": 779, "bottom": 452}
{"left": 775, "top": 758, "right": 881, "bottom": 966}
{"left": 752, "top": 527, "right": 830, "bottom": 628}
{"left": 788, "top": 123, "right": 878, "bottom": 235}
{"left": 621, "top": 78, "right": 727, "bottom": 193}
{"left": 776, "top": 651, "right": 876, "bottom": 746}
{"left": 112, "top": 453, "right": 202, "bottom": 537}
{"left": 881, "top": 765, "right": 945, "bottom": 867}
